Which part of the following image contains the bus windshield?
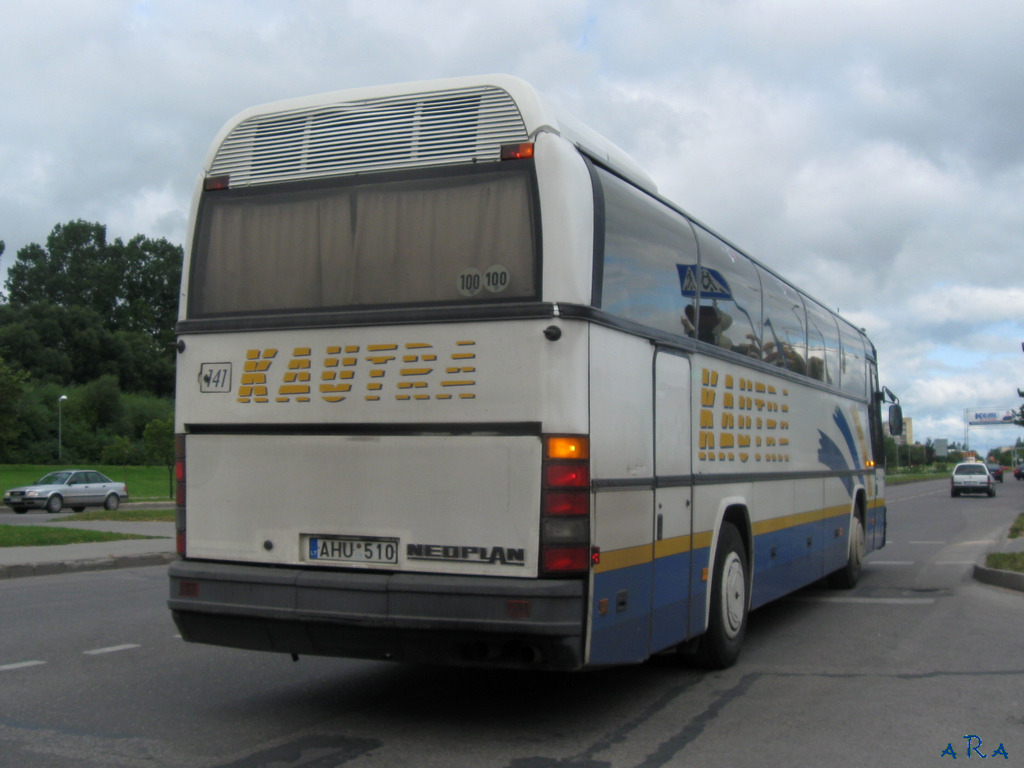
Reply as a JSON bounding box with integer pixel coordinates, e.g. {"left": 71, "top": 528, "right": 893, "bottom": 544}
{"left": 187, "top": 166, "right": 538, "bottom": 317}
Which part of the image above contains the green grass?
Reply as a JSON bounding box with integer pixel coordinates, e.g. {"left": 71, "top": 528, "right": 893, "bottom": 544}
{"left": 982, "top": 514, "right": 1024, "bottom": 573}
{"left": 0, "top": 464, "right": 172, "bottom": 500}
{"left": 0, "top": 525, "right": 158, "bottom": 548}
{"left": 986, "top": 552, "right": 1024, "bottom": 573}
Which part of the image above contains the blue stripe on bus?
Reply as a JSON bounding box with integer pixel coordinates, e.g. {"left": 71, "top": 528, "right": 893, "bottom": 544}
{"left": 750, "top": 511, "right": 851, "bottom": 608}
{"left": 650, "top": 550, "right": 692, "bottom": 652}
{"left": 588, "top": 505, "right": 874, "bottom": 664}
{"left": 589, "top": 562, "right": 653, "bottom": 666}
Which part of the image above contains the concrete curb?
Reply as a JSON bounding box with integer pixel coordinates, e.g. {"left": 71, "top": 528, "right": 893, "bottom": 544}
{"left": 0, "top": 552, "right": 178, "bottom": 580}
{"left": 973, "top": 563, "right": 1024, "bottom": 592}
{"left": 972, "top": 513, "right": 1024, "bottom": 593}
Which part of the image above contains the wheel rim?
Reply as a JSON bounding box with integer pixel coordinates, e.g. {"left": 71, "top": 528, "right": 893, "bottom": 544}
{"left": 721, "top": 552, "right": 746, "bottom": 639}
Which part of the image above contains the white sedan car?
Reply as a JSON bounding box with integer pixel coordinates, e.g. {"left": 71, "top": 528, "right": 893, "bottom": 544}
{"left": 950, "top": 462, "right": 996, "bottom": 498}
{"left": 3, "top": 470, "right": 129, "bottom": 514}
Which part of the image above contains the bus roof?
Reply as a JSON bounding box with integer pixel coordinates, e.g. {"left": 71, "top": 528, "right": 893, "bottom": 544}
{"left": 202, "top": 74, "right": 657, "bottom": 192}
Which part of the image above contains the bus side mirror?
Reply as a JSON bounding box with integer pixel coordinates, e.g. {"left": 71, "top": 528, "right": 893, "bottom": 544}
{"left": 888, "top": 404, "right": 903, "bottom": 436}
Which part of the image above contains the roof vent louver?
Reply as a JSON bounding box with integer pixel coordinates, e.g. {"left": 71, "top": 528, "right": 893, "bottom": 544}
{"left": 210, "top": 86, "right": 529, "bottom": 187}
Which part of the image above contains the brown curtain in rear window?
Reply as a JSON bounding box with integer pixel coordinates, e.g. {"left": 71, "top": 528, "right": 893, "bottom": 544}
{"left": 190, "top": 170, "right": 535, "bottom": 316}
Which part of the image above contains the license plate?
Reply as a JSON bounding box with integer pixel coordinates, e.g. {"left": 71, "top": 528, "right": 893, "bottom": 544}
{"left": 307, "top": 536, "right": 399, "bottom": 565}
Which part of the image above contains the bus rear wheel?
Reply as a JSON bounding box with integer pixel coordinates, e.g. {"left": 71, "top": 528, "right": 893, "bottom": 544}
{"left": 828, "top": 515, "right": 865, "bottom": 589}
{"left": 694, "top": 522, "right": 748, "bottom": 669}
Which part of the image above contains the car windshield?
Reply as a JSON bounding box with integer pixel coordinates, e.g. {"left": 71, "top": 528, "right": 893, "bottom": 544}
{"left": 36, "top": 471, "right": 72, "bottom": 485}
{"left": 955, "top": 465, "right": 986, "bottom": 475}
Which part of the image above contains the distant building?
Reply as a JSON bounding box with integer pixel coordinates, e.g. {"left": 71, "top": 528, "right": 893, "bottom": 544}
{"left": 885, "top": 417, "right": 913, "bottom": 446}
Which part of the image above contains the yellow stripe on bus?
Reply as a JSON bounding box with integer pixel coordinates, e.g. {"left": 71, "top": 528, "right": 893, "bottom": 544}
{"left": 592, "top": 499, "right": 881, "bottom": 574}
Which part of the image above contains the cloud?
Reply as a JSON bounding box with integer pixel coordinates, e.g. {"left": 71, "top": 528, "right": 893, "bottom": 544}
{"left": 1, "top": 0, "right": 1022, "bottom": 448}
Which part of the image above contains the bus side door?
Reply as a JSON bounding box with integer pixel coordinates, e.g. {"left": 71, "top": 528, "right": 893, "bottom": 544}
{"left": 650, "top": 350, "right": 694, "bottom": 653}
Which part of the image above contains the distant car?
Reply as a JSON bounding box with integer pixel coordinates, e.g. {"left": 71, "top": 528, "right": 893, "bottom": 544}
{"left": 1015, "top": 465, "right": 1024, "bottom": 481}
{"left": 2, "top": 470, "right": 129, "bottom": 514}
{"left": 950, "top": 462, "right": 995, "bottom": 498}
{"left": 985, "top": 463, "right": 1004, "bottom": 482}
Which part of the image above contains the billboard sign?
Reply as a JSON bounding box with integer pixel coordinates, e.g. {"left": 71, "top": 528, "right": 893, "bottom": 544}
{"left": 968, "top": 410, "right": 1016, "bottom": 426}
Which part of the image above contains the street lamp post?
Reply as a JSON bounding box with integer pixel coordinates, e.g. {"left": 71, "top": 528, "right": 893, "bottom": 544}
{"left": 58, "top": 395, "right": 67, "bottom": 462}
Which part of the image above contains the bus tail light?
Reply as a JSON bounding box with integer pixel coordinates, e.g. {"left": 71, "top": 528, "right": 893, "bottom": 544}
{"left": 541, "top": 435, "right": 590, "bottom": 575}
{"left": 175, "top": 433, "right": 186, "bottom": 556}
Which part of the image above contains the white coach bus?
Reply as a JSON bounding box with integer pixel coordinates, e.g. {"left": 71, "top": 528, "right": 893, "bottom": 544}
{"left": 168, "top": 75, "right": 902, "bottom": 670}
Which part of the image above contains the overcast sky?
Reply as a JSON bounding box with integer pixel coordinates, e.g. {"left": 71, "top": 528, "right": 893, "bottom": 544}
{"left": 2, "top": 0, "right": 1023, "bottom": 454}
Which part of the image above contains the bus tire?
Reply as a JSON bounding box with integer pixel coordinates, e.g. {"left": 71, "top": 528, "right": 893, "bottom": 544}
{"left": 828, "top": 514, "right": 864, "bottom": 589}
{"left": 694, "top": 522, "right": 748, "bottom": 669}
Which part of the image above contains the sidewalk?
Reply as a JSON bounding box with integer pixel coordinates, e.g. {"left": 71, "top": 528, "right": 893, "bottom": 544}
{"left": 0, "top": 502, "right": 177, "bottom": 580}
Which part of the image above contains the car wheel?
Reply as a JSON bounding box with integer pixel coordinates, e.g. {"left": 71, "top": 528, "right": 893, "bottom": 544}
{"left": 951, "top": 488, "right": 959, "bottom": 497}
{"left": 988, "top": 487, "right": 996, "bottom": 498}
{"left": 693, "top": 522, "right": 748, "bottom": 669}
{"left": 13, "top": 507, "right": 27, "bottom": 515}
{"left": 46, "top": 495, "right": 63, "bottom": 514}
{"left": 103, "top": 494, "right": 120, "bottom": 511}
{"left": 71, "top": 506, "right": 85, "bottom": 513}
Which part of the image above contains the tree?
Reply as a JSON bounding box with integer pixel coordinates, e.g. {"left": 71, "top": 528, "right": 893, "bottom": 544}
{"left": 1, "top": 220, "right": 183, "bottom": 396}
{"left": 144, "top": 416, "right": 175, "bottom": 498}
{"left": 5, "top": 221, "right": 115, "bottom": 316}
{"left": 4, "top": 221, "right": 182, "bottom": 341}
{"left": 0, "top": 355, "right": 28, "bottom": 460}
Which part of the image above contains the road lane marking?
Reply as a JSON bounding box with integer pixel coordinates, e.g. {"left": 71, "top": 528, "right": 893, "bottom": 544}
{"left": 0, "top": 660, "right": 46, "bottom": 671}
{"left": 793, "top": 596, "right": 935, "bottom": 605}
{"left": 869, "top": 560, "right": 915, "bottom": 566}
{"left": 83, "top": 644, "right": 141, "bottom": 656}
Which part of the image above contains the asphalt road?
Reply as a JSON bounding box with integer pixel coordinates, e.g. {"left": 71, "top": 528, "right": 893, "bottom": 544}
{"left": 0, "top": 478, "right": 1021, "bottom": 767}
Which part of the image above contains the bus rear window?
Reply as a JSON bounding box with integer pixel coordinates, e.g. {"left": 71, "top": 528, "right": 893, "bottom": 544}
{"left": 188, "top": 167, "right": 537, "bottom": 317}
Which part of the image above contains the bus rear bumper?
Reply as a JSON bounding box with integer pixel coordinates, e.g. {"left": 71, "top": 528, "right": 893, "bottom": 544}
{"left": 169, "top": 559, "right": 586, "bottom": 670}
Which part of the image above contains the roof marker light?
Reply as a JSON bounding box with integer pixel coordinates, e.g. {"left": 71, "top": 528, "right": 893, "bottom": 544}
{"left": 204, "top": 175, "right": 230, "bottom": 191}
{"left": 500, "top": 142, "right": 534, "bottom": 161}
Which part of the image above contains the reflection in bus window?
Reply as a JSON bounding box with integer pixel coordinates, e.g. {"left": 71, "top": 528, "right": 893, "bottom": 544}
{"left": 839, "top": 320, "right": 868, "bottom": 398}
{"left": 758, "top": 268, "right": 807, "bottom": 374}
{"left": 597, "top": 169, "right": 698, "bottom": 337}
{"left": 692, "top": 226, "right": 762, "bottom": 356}
{"left": 806, "top": 301, "right": 841, "bottom": 385}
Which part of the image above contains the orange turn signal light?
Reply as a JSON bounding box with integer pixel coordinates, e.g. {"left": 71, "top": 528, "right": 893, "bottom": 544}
{"left": 546, "top": 436, "right": 589, "bottom": 460}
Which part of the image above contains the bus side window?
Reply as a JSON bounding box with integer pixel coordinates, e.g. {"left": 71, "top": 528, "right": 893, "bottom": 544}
{"left": 692, "top": 226, "right": 762, "bottom": 357}
{"left": 838, "top": 320, "right": 868, "bottom": 399}
{"left": 596, "top": 169, "right": 699, "bottom": 338}
{"left": 758, "top": 267, "right": 808, "bottom": 375}
{"left": 806, "top": 301, "right": 840, "bottom": 386}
